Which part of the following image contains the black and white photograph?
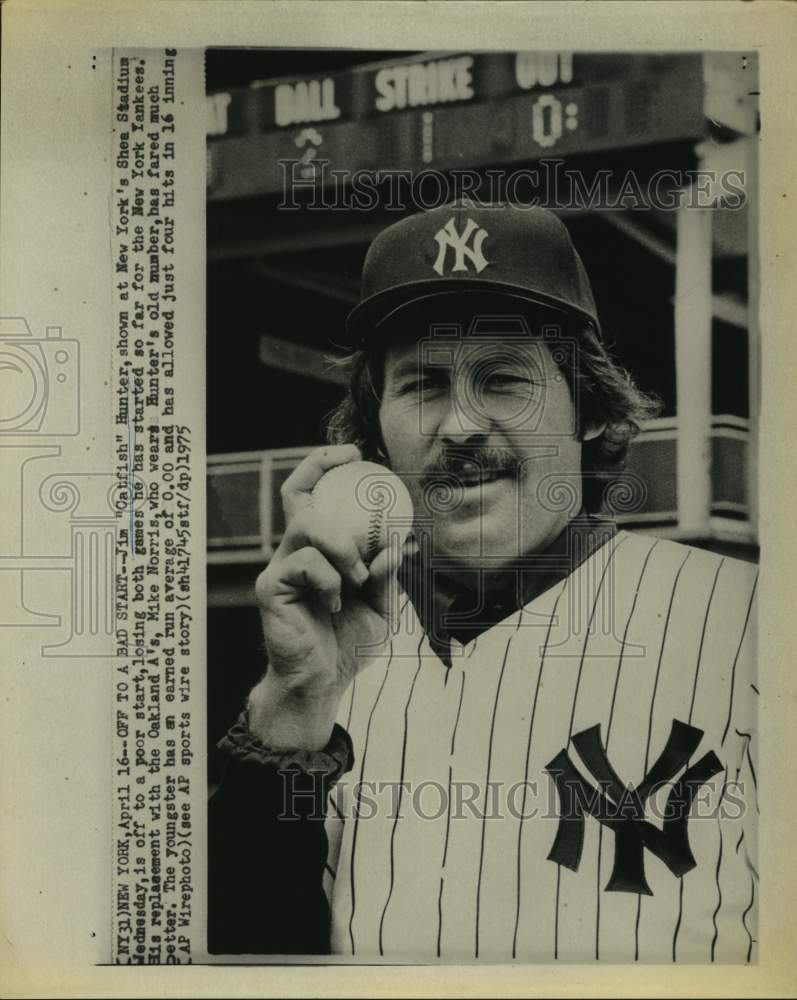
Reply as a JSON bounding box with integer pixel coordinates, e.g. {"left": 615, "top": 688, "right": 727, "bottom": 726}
{"left": 2, "top": 2, "right": 797, "bottom": 996}
{"left": 205, "top": 46, "right": 760, "bottom": 963}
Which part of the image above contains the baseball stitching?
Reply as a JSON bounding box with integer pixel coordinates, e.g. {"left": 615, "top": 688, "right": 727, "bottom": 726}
{"left": 365, "top": 507, "right": 384, "bottom": 561}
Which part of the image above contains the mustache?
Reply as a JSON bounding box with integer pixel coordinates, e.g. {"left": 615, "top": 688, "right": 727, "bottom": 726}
{"left": 420, "top": 446, "right": 518, "bottom": 484}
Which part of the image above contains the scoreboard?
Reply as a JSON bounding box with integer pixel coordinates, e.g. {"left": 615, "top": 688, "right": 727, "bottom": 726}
{"left": 206, "top": 52, "right": 709, "bottom": 201}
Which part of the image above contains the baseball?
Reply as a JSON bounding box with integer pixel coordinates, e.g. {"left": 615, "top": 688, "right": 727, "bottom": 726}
{"left": 310, "top": 460, "right": 415, "bottom": 564}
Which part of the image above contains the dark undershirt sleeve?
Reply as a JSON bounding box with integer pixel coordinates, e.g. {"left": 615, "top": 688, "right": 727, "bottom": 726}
{"left": 207, "top": 713, "right": 353, "bottom": 955}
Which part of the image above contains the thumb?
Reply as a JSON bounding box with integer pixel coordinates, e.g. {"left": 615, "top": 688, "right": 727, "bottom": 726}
{"left": 363, "top": 533, "right": 405, "bottom": 624}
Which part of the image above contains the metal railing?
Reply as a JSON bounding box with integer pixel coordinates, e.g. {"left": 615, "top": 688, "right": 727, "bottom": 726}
{"left": 207, "top": 415, "right": 755, "bottom": 564}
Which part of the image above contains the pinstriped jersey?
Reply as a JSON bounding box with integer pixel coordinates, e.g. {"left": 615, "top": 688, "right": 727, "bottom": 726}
{"left": 324, "top": 530, "right": 758, "bottom": 963}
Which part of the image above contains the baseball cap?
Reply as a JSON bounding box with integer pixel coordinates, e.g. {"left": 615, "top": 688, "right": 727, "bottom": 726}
{"left": 345, "top": 201, "right": 600, "bottom": 346}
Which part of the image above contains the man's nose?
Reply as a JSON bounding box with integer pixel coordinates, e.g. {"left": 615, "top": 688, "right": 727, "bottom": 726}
{"left": 437, "top": 388, "right": 489, "bottom": 441}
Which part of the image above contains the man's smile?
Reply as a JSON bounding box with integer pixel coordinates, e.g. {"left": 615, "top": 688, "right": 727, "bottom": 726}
{"left": 420, "top": 449, "right": 519, "bottom": 492}
{"left": 454, "top": 459, "right": 514, "bottom": 487}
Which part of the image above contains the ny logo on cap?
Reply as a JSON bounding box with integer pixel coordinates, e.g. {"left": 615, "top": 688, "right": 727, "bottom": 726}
{"left": 432, "top": 216, "right": 489, "bottom": 276}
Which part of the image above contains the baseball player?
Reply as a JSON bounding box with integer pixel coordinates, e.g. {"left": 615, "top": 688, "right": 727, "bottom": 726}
{"left": 208, "top": 203, "right": 758, "bottom": 963}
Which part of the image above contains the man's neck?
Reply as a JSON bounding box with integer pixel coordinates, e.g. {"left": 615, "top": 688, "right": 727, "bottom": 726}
{"left": 398, "top": 510, "right": 617, "bottom": 664}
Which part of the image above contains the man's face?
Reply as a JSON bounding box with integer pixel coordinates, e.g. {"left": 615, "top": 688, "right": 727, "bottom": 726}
{"left": 379, "top": 315, "right": 588, "bottom": 566}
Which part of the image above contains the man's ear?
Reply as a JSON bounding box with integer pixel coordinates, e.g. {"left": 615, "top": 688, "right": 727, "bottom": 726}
{"left": 582, "top": 422, "right": 606, "bottom": 442}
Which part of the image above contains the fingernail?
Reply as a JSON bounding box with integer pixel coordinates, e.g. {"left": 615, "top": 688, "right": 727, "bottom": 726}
{"left": 331, "top": 595, "right": 342, "bottom": 614}
{"left": 353, "top": 562, "right": 369, "bottom": 586}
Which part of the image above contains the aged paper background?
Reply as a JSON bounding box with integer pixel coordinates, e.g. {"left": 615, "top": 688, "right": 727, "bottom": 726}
{"left": 1, "top": 0, "right": 796, "bottom": 996}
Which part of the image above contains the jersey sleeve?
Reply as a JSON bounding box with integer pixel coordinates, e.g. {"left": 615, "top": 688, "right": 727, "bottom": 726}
{"left": 732, "top": 679, "right": 759, "bottom": 961}
{"left": 207, "top": 712, "right": 354, "bottom": 955}
{"left": 717, "top": 578, "right": 758, "bottom": 963}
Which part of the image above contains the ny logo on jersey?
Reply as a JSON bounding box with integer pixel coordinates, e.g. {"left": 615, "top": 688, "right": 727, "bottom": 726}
{"left": 545, "top": 719, "right": 722, "bottom": 895}
{"left": 432, "top": 216, "right": 489, "bottom": 276}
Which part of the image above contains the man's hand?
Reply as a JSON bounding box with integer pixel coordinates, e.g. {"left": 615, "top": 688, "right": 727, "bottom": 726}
{"left": 249, "top": 445, "right": 400, "bottom": 751}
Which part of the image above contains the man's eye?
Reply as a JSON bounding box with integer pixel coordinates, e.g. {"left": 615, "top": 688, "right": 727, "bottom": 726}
{"left": 483, "top": 373, "right": 528, "bottom": 390}
{"left": 399, "top": 376, "right": 443, "bottom": 394}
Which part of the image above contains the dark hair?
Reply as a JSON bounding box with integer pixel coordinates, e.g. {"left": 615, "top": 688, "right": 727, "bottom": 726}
{"left": 325, "top": 312, "right": 660, "bottom": 513}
